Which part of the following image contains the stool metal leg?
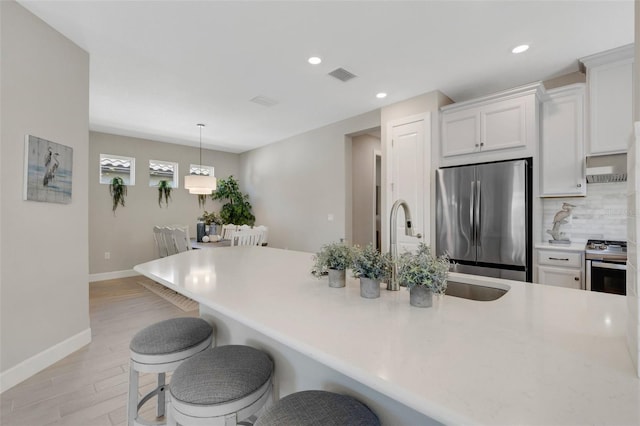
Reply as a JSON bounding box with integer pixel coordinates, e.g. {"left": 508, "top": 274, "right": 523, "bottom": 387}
{"left": 157, "top": 372, "right": 166, "bottom": 418}
{"left": 127, "top": 362, "right": 139, "bottom": 426}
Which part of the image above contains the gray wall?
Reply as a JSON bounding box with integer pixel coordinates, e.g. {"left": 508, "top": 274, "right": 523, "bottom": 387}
{"left": 1, "top": 0, "right": 90, "bottom": 377}
{"left": 239, "top": 110, "right": 380, "bottom": 253}
{"left": 351, "top": 134, "right": 381, "bottom": 247}
{"left": 89, "top": 131, "right": 240, "bottom": 275}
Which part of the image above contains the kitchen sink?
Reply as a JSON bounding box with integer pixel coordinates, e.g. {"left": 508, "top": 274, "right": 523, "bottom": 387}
{"left": 445, "top": 281, "right": 508, "bottom": 301}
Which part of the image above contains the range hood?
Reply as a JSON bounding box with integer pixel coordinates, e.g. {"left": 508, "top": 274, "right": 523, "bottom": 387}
{"left": 585, "top": 153, "right": 627, "bottom": 183}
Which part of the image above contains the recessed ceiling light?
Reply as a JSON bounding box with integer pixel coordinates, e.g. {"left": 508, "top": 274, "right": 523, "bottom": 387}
{"left": 512, "top": 44, "right": 530, "bottom": 54}
{"left": 308, "top": 56, "right": 322, "bottom": 65}
{"left": 376, "top": 92, "right": 387, "bottom": 99}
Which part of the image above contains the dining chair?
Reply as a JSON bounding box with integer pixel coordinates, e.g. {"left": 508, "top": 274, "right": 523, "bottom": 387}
{"left": 221, "top": 224, "right": 237, "bottom": 240}
{"left": 237, "top": 224, "right": 252, "bottom": 231}
{"left": 153, "top": 226, "right": 168, "bottom": 258}
{"left": 172, "top": 227, "right": 190, "bottom": 253}
{"left": 253, "top": 225, "right": 268, "bottom": 246}
{"left": 231, "top": 229, "right": 263, "bottom": 246}
{"left": 161, "top": 227, "right": 178, "bottom": 256}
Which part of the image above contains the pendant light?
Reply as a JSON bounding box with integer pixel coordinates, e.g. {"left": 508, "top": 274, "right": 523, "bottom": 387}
{"left": 184, "top": 123, "right": 217, "bottom": 194}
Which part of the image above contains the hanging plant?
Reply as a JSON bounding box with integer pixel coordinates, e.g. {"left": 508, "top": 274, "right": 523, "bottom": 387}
{"left": 109, "top": 176, "right": 127, "bottom": 214}
{"left": 198, "top": 194, "right": 207, "bottom": 208}
{"left": 158, "top": 179, "right": 172, "bottom": 207}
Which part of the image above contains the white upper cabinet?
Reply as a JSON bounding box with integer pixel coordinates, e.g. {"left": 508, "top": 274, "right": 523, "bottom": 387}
{"left": 580, "top": 44, "right": 634, "bottom": 155}
{"left": 540, "top": 84, "right": 586, "bottom": 197}
{"left": 440, "top": 82, "right": 544, "bottom": 167}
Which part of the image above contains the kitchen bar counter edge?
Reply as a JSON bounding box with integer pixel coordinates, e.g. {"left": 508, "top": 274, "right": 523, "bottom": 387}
{"left": 134, "top": 246, "right": 639, "bottom": 426}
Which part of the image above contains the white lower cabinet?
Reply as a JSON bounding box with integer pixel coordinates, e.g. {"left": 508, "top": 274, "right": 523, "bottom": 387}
{"left": 537, "top": 265, "right": 582, "bottom": 290}
{"left": 536, "top": 248, "right": 584, "bottom": 290}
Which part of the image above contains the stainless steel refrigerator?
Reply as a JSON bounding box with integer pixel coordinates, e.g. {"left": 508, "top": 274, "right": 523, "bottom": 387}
{"left": 436, "top": 158, "right": 532, "bottom": 282}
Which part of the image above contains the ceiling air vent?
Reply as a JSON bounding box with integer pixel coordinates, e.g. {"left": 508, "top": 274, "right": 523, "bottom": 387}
{"left": 328, "top": 67, "right": 357, "bottom": 82}
{"left": 250, "top": 95, "right": 278, "bottom": 107}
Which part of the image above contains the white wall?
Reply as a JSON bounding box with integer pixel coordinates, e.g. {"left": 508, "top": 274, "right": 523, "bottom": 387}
{"left": 239, "top": 110, "right": 380, "bottom": 253}
{"left": 1, "top": 1, "right": 90, "bottom": 390}
{"left": 89, "top": 131, "right": 240, "bottom": 277}
{"left": 351, "top": 134, "right": 381, "bottom": 247}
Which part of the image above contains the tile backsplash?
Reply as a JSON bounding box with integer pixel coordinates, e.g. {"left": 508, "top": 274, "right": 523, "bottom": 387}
{"left": 541, "top": 182, "right": 627, "bottom": 243}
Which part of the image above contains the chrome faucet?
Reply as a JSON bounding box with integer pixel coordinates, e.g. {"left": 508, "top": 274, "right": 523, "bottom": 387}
{"left": 388, "top": 199, "right": 421, "bottom": 291}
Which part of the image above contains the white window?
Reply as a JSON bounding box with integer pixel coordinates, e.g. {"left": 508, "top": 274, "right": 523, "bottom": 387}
{"left": 189, "top": 164, "right": 215, "bottom": 177}
{"left": 100, "top": 154, "right": 135, "bottom": 185}
{"left": 149, "top": 160, "right": 179, "bottom": 188}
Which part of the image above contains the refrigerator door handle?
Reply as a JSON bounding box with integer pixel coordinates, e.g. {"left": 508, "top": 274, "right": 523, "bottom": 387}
{"left": 475, "top": 180, "right": 481, "bottom": 247}
{"left": 470, "top": 180, "right": 476, "bottom": 246}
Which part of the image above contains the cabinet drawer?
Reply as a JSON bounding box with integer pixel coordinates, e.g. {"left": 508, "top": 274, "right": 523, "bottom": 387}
{"left": 537, "top": 250, "right": 583, "bottom": 268}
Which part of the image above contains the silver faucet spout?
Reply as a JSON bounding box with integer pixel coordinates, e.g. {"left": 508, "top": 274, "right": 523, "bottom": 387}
{"left": 388, "top": 199, "right": 417, "bottom": 291}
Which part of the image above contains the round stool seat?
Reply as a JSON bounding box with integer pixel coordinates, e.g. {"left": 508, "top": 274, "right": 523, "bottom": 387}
{"left": 130, "top": 317, "right": 213, "bottom": 357}
{"left": 171, "top": 345, "right": 273, "bottom": 406}
{"left": 255, "top": 390, "right": 380, "bottom": 426}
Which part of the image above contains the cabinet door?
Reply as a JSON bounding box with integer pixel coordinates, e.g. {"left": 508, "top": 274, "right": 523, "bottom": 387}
{"left": 441, "top": 109, "right": 479, "bottom": 157}
{"left": 537, "top": 265, "right": 582, "bottom": 290}
{"left": 588, "top": 58, "right": 633, "bottom": 155}
{"left": 480, "top": 98, "right": 527, "bottom": 152}
{"left": 540, "top": 85, "right": 586, "bottom": 197}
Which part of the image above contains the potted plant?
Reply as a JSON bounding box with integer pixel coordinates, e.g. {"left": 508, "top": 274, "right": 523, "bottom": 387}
{"left": 311, "top": 241, "right": 353, "bottom": 288}
{"left": 396, "top": 243, "right": 449, "bottom": 307}
{"left": 211, "top": 176, "right": 256, "bottom": 226}
{"left": 109, "top": 176, "right": 127, "bottom": 214}
{"left": 199, "top": 210, "right": 222, "bottom": 235}
{"left": 351, "top": 244, "right": 392, "bottom": 299}
{"left": 157, "top": 179, "right": 172, "bottom": 207}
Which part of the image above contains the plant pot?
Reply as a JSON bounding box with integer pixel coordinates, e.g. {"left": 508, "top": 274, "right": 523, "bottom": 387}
{"left": 328, "top": 269, "right": 346, "bottom": 288}
{"left": 409, "top": 286, "right": 433, "bottom": 308}
{"left": 360, "top": 277, "right": 381, "bottom": 299}
{"left": 207, "top": 223, "right": 217, "bottom": 236}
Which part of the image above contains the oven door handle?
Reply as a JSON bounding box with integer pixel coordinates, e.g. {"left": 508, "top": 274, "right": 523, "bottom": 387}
{"left": 591, "top": 261, "right": 627, "bottom": 271}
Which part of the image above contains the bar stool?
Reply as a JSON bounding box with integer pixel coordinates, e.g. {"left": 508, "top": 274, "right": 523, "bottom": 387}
{"left": 167, "top": 345, "right": 274, "bottom": 426}
{"left": 254, "top": 390, "right": 381, "bottom": 426}
{"left": 128, "top": 317, "right": 214, "bottom": 426}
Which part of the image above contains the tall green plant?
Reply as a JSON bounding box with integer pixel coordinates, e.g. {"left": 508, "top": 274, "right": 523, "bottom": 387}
{"left": 211, "top": 176, "right": 255, "bottom": 226}
{"left": 109, "top": 176, "right": 127, "bottom": 214}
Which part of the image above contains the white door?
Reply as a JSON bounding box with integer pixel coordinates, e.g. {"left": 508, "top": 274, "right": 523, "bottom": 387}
{"left": 389, "top": 116, "right": 429, "bottom": 254}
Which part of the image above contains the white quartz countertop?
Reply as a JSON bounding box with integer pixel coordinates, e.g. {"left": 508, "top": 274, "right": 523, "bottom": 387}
{"left": 534, "top": 242, "right": 586, "bottom": 251}
{"left": 134, "top": 247, "right": 640, "bottom": 425}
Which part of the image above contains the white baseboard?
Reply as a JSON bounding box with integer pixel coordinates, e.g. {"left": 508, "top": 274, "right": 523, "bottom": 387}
{"left": 1, "top": 328, "right": 92, "bottom": 393}
{"left": 89, "top": 269, "right": 139, "bottom": 282}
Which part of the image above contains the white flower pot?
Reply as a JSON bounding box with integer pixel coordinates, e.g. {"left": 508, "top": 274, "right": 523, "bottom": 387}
{"left": 359, "top": 277, "right": 381, "bottom": 299}
{"left": 328, "top": 269, "right": 346, "bottom": 288}
{"left": 409, "top": 286, "right": 433, "bottom": 308}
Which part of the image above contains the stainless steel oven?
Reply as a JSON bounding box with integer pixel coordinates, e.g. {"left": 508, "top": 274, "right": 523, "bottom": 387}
{"left": 585, "top": 240, "right": 627, "bottom": 296}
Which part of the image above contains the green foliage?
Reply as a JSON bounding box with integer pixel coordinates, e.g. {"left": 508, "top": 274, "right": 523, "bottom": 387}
{"left": 311, "top": 242, "right": 353, "bottom": 277}
{"left": 157, "top": 180, "right": 172, "bottom": 207}
{"left": 211, "top": 176, "right": 255, "bottom": 226}
{"left": 351, "top": 244, "right": 392, "bottom": 281}
{"left": 198, "top": 210, "right": 222, "bottom": 225}
{"left": 109, "top": 176, "right": 127, "bottom": 214}
{"left": 396, "top": 243, "right": 449, "bottom": 293}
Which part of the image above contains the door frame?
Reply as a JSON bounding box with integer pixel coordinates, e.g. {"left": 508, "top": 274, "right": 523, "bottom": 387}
{"left": 372, "top": 149, "right": 382, "bottom": 251}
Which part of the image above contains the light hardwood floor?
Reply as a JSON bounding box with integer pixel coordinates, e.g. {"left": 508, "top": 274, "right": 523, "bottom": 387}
{"left": 1, "top": 276, "right": 197, "bottom": 426}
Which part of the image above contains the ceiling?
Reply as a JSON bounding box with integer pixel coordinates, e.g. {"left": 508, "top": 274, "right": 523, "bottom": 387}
{"left": 19, "top": 1, "right": 634, "bottom": 153}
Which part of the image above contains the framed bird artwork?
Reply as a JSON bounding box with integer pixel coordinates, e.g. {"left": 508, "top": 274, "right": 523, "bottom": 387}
{"left": 23, "top": 135, "right": 73, "bottom": 204}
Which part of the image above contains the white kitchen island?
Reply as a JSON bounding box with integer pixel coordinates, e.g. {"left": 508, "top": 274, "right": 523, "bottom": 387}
{"left": 134, "top": 246, "right": 640, "bottom": 425}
